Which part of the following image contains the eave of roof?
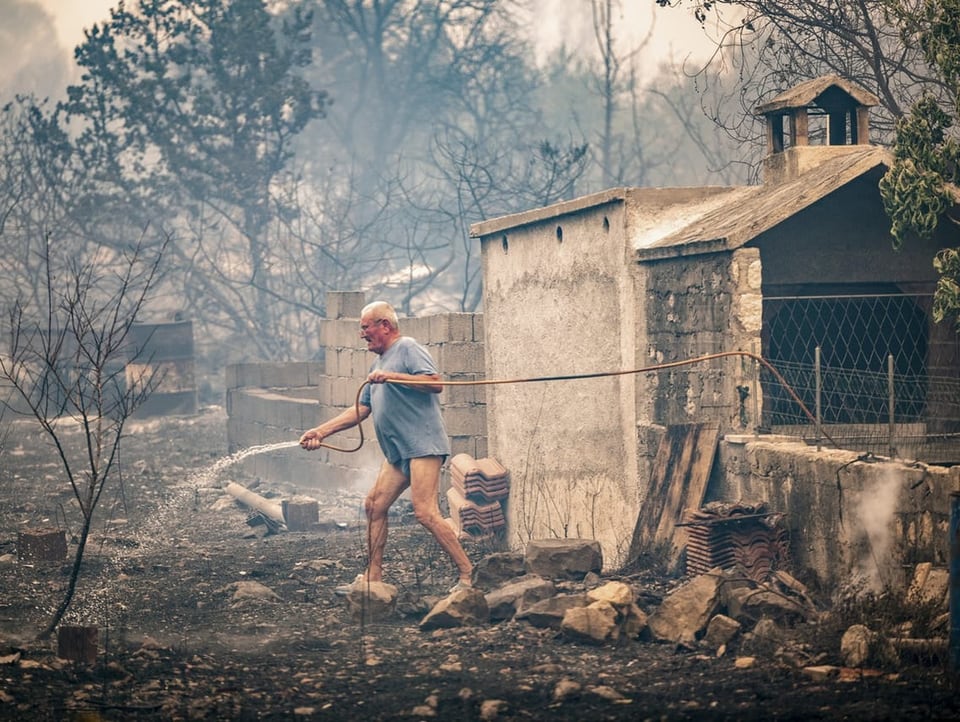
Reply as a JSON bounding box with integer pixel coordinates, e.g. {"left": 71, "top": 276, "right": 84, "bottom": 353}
{"left": 755, "top": 74, "right": 880, "bottom": 115}
{"left": 634, "top": 146, "right": 892, "bottom": 262}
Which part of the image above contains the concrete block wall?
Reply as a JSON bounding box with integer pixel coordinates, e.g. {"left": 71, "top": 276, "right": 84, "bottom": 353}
{"left": 711, "top": 434, "right": 960, "bottom": 592}
{"left": 225, "top": 292, "right": 487, "bottom": 492}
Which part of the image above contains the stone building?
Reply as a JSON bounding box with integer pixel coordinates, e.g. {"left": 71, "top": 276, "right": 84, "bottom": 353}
{"left": 471, "top": 75, "right": 960, "bottom": 578}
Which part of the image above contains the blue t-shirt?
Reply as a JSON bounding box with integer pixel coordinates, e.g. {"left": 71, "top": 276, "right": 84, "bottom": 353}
{"left": 359, "top": 336, "right": 450, "bottom": 463}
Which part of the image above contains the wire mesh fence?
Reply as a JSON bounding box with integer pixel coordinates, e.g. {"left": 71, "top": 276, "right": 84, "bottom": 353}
{"left": 757, "top": 292, "right": 960, "bottom": 464}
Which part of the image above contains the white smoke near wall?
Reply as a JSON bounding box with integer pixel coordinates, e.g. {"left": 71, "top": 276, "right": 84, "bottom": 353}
{"left": 854, "top": 465, "right": 903, "bottom": 592}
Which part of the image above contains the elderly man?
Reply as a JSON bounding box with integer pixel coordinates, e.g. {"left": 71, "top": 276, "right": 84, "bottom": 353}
{"left": 299, "top": 301, "right": 473, "bottom": 591}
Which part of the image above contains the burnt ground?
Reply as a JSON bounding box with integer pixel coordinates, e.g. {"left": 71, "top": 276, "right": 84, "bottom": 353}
{"left": 1, "top": 407, "right": 959, "bottom": 721}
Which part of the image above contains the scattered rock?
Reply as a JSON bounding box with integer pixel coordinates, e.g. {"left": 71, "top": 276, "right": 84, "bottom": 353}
{"left": 524, "top": 539, "right": 602, "bottom": 580}
{"left": 484, "top": 575, "right": 556, "bottom": 621}
{"left": 420, "top": 587, "right": 489, "bottom": 630}
{"left": 647, "top": 570, "right": 722, "bottom": 645}
{"left": 553, "top": 678, "right": 582, "bottom": 701}
{"left": 472, "top": 552, "right": 525, "bottom": 589}
{"left": 479, "top": 699, "right": 508, "bottom": 720}
{"left": 841, "top": 624, "right": 875, "bottom": 668}
{"left": 228, "top": 580, "right": 282, "bottom": 603}
{"left": 561, "top": 600, "right": 619, "bottom": 644}
{"left": 703, "top": 614, "right": 741, "bottom": 649}
{"left": 516, "top": 593, "right": 589, "bottom": 628}
{"left": 344, "top": 580, "right": 398, "bottom": 622}
{"left": 803, "top": 665, "right": 841, "bottom": 681}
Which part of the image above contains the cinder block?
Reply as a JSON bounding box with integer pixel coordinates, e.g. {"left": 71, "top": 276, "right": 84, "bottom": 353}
{"left": 472, "top": 314, "right": 484, "bottom": 342}
{"left": 402, "top": 316, "right": 427, "bottom": 341}
{"left": 443, "top": 406, "right": 485, "bottom": 437}
{"left": 228, "top": 363, "right": 262, "bottom": 389}
{"left": 326, "top": 291, "right": 366, "bottom": 319}
{"left": 437, "top": 342, "right": 485, "bottom": 374}
{"left": 305, "top": 359, "right": 324, "bottom": 387}
{"left": 430, "top": 313, "right": 474, "bottom": 343}
{"left": 318, "top": 319, "right": 333, "bottom": 349}
{"left": 18, "top": 528, "right": 67, "bottom": 562}
{"left": 332, "top": 377, "right": 361, "bottom": 407}
{"left": 442, "top": 382, "right": 477, "bottom": 405}
{"left": 315, "top": 377, "right": 333, "bottom": 406}
{"left": 335, "top": 319, "right": 361, "bottom": 349}
{"left": 259, "top": 362, "right": 308, "bottom": 388}
{"left": 282, "top": 498, "right": 319, "bottom": 531}
{"left": 473, "top": 436, "right": 488, "bottom": 459}
{"left": 351, "top": 349, "right": 372, "bottom": 379}
{"left": 448, "top": 436, "right": 475, "bottom": 458}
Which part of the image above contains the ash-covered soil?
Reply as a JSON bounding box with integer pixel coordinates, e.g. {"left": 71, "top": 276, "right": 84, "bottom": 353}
{"left": 1, "top": 408, "right": 959, "bottom": 720}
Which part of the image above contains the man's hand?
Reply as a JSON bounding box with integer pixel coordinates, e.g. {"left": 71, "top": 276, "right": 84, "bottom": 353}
{"left": 299, "top": 428, "right": 325, "bottom": 450}
{"left": 368, "top": 369, "right": 394, "bottom": 384}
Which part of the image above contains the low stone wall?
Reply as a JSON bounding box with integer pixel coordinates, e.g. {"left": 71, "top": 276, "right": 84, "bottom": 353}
{"left": 225, "top": 293, "right": 487, "bottom": 493}
{"left": 710, "top": 434, "right": 959, "bottom": 592}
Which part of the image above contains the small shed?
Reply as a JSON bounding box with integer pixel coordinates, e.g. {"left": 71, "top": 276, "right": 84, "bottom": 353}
{"left": 471, "top": 75, "right": 960, "bottom": 568}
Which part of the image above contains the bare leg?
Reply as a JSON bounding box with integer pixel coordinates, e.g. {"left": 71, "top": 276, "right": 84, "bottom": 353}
{"left": 408, "top": 456, "right": 473, "bottom": 585}
{"left": 363, "top": 461, "right": 409, "bottom": 582}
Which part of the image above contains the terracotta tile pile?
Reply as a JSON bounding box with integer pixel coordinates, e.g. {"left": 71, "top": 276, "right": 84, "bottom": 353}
{"left": 682, "top": 501, "right": 790, "bottom": 582}
{"left": 445, "top": 453, "right": 510, "bottom": 540}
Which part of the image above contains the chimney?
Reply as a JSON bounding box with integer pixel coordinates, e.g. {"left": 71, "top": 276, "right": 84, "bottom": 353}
{"left": 755, "top": 75, "right": 880, "bottom": 184}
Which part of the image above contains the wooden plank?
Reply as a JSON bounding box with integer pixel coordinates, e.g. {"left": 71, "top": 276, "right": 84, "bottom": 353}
{"left": 666, "top": 424, "right": 720, "bottom": 568}
{"left": 627, "top": 423, "right": 720, "bottom": 566}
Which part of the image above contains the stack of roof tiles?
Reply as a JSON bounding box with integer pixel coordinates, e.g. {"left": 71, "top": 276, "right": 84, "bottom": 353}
{"left": 682, "top": 501, "right": 790, "bottom": 582}
{"left": 446, "top": 453, "right": 510, "bottom": 540}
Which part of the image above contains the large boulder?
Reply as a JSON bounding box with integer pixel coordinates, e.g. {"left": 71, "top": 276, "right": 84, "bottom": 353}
{"left": 524, "top": 539, "right": 602, "bottom": 580}
{"left": 561, "top": 601, "right": 620, "bottom": 644}
{"left": 420, "top": 587, "right": 489, "bottom": 630}
{"left": 485, "top": 575, "right": 557, "bottom": 621}
{"left": 648, "top": 571, "right": 723, "bottom": 646}
{"left": 516, "top": 593, "right": 589, "bottom": 629}
{"left": 344, "top": 581, "right": 398, "bottom": 622}
{"left": 473, "top": 552, "right": 526, "bottom": 589}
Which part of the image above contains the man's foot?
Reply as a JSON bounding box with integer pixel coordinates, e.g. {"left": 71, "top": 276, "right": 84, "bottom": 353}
{"left": 448, "top": 580, "right": 473, "bottom": 594}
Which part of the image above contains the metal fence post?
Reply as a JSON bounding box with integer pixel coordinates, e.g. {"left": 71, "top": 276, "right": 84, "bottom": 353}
{"left": 815, "top": 346, "right": 822, "bottom": 452}
{"left": 753, "top": 341, "right": 760, "bottom": 438}
{"left": 950, "top": 491, "right": 960, "bottom": 671}
{"left": 887, "top": 353, "right": 896, "bottom": 458}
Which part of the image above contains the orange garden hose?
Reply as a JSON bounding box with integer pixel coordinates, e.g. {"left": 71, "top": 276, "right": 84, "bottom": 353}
{"left": 315, "top": 350, "right": 835, "bottom": 453}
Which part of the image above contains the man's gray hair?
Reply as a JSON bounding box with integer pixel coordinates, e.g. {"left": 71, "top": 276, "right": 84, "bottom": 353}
{"left": 361, "top": 301, "right": 399, "bottom": 330}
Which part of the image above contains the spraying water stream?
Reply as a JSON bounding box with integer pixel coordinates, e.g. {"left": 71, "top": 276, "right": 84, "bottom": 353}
{"left": 57, "top": 439, "right": 305, "bottom": 627}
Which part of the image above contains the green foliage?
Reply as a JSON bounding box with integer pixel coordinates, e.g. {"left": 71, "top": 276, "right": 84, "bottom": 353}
{"left": 65, "top": 0, "right": 325, "bottom": 220}
{"left": 879, "top": 96, "right": 957, "bottom": 248}
{"left": 933, "top": 248, "right": 960, "bottom": 329}
{"left": 880, "top": 0, "right": 960, "bottom": 330}
{"left": 915, "top": 0, "right": 960, "bottom": 104}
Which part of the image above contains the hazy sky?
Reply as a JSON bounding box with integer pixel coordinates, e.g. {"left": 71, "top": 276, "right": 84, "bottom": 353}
{"left": 35, "top": 0, "right": 115, "bottom": 50}
{"left": 2, "top": 0, "right": 716, "bottom": 103}
{"left": 32, "top": 0, "right": 715, "bottom": 67}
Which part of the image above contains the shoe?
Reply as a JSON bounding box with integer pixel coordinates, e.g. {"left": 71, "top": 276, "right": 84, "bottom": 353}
{"left": 448, "top": 581, "right": 473, "bottom": 594}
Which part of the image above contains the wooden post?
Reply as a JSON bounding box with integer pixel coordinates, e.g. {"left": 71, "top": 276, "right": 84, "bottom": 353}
{"left": 57, "top": 625, "right": 98, "bottom": 664}
{"left": 17, "top": 528, "right": 67, "bottom": 562}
